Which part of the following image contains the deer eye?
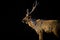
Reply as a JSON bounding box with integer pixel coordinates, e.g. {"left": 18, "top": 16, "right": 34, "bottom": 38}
{"left": 28, "top": 16, "right": 31, "bottom": 19}
{"left": 28, "top": 17, "right": 30, "bottom": 19}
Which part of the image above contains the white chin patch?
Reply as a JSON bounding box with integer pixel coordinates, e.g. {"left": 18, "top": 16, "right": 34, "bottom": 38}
{"left": 26, "top": 22, "right": 28, "bottom": 24}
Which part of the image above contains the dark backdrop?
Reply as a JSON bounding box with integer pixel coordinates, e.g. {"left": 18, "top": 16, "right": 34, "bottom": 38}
{"left": 0, "top": 0, "right": 59, "bottom": 39}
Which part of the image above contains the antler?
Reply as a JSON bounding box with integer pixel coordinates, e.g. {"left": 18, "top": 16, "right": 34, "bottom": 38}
{"left": 26, "top": 9, "right": 29, "bottom": 16}
{"left": 26, "top": 0, "right": 39, "bottom": 16}
{"left": 30, "top": 0, "right": 39, "bottom": 14}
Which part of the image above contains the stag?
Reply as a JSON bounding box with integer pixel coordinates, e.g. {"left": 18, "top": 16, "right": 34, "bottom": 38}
{"left": 22, "top": 1, "right": 59, "bottom": 40}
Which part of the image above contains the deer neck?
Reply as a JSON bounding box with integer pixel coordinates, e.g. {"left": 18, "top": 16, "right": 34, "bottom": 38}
{"left": 27, "top": 18, "right": 36, "bottom": 28}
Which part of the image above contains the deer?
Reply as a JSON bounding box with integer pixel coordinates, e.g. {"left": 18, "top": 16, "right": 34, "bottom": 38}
{"left": 22, "top": 0, "right": 59, "bottom": 40}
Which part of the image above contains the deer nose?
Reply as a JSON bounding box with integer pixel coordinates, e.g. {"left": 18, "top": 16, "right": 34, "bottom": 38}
{"left": 22, "top": 20, "right": 24, "bottom": 23}
{"left": 22, "top": 19, "right": 26, "bottom": 23}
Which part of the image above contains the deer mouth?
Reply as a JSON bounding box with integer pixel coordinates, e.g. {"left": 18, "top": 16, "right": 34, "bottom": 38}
{"left": 22, "top": 20, "right": 27, "bottom": 24}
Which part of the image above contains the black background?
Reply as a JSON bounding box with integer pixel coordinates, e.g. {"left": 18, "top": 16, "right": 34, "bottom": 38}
{"left": 0, "top": 0, "right": 60, "bottom": 40}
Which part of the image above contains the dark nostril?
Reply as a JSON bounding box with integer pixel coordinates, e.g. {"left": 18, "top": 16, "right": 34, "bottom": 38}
{"left": 21, "top": 20, "right": 24, "bottom": 23}
{"left": 22, "top": 19, "right": 26, "bottom": 23}
{"left": 22, "top": 21, "right": 24, "bottom": 23}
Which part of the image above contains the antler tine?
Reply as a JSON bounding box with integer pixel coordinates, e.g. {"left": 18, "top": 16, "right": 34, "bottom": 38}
{"left": 30, "top": 0, "right": 39, "bottom": 14}
{"left": 26, "top": 9, "right": 30, "bottom": 16}
{"left": 26, "top": 0, "right": 39, "bottom": 16}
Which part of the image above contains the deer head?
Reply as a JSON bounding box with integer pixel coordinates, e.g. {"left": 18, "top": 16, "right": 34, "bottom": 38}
{"left": 22, "top": 9, "right": 31, "bottom": 24}
{"left": 22, "top": 0, "right": 39, "bottom": 24}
